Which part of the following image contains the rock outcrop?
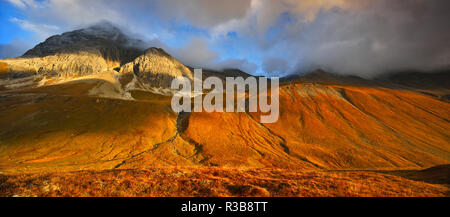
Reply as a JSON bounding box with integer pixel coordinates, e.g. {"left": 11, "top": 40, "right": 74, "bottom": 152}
{"left": 120, "top": 47, "right": 193, "bottom": 88}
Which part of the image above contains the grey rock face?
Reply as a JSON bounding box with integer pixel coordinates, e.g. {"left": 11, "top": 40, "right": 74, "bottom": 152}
{"left": 120, "top": 48, "right": 193, "bottom": 88}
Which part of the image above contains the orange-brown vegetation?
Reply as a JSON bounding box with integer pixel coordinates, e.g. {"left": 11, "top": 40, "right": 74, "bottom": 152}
{"left": 1, "top": 166, "right": 448, "bottom": 197}
{"left": 0, "top": 77, "right": 448, "bottom": 197}
{"left": 183, "top": 83, "right": 450, "bottom": 170}
{"left": 0, "top": 62, "right": 8, "bottom": 75}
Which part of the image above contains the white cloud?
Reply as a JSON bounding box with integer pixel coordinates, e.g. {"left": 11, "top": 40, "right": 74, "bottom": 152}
{"left": 167, "top": 38, "right": 258, "bottom": 74}
{"left": 7, "top": 0, "right": 26, "bottom": 9}
{"left": 170, "top": 38, "right": 219, "bottom": 68}
{"left": 10, "top": 18, "right": 60, "bottom": 41}
{"left": 152, "top": 0, "right": 252, "bottom": 27}
{"left": 209, "top": 58, "right": 258, "bottom": 74}
{"left": 7, "top": 0, "right": 39, "bottom": 9}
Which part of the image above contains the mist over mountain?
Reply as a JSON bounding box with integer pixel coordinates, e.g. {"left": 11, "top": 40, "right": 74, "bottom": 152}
{"left": 22, "top": 22, "right": 146, "bottom": 58}
{"left": 285, "top": 0, "right": 450, "bottom": 78}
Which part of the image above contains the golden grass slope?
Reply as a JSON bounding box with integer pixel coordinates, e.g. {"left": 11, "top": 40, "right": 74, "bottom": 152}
{"left": 0, "top": 62, "right": 8, "bottom": 75}
{"left": 0, "top": 79, "right": 449, "bottom": 173}
{"left": 1, "top": 166, "right": 448, "bottom": 197}
{"left": 0, "top": 82, "right": 182, "bottom": 172}
{"left": 183, "top": 83, "right": 450, "bottom": 170}
{"left": 262, "top": 83, "right": 450, "bottom": 169}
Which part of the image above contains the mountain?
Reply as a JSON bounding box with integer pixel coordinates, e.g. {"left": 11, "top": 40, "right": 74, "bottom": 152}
{"left": 4, "top": 22, "right": 143, "bottom": 78}
{"left": 0, "top": 25, "right": 449, "bottom": 196}
{"left": 120, "top": 47, "right": 193, "bottom": 88}
{"left": 281, "top": 70, "right": 382, "bottom": 88}
{"left": 22, "top": 22, "right": 144, "bottom": 59}
{"left": 0, "top": 23, "right": 197, "bottom": 95}
{"left": 377, "top": 70, "right": 450, "bottom": 101}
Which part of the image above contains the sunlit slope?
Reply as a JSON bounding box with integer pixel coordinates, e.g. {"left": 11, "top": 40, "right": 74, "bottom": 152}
{"left": 0, "top": 80, "right": 198, "bottom": 172}
{"left": 255, "top": 83, "right": 449, "bottom": 169}
{"left": 0, "top": 80, "right": 448, "bottom": 172}
{"left": 183, "top": 83, "right": 449, "bottom": 170}
{"left": 183, "top": 112, "right": 311, "bottom": 169}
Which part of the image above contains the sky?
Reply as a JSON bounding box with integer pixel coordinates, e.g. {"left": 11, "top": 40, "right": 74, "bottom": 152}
{"left": 0, "top": 0, "right": 449, "bottom": 77}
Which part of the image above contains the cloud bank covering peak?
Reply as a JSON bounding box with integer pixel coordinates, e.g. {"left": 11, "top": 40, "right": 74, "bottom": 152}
{"left": 2, "top": 0, "right": 450, "bottom": 77}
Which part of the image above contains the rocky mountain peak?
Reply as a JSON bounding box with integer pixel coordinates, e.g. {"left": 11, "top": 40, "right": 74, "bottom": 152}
{"left": 0, "top": 23, "right": 149, "bottom": 79}
{"left": 0, "top": 23, "right": 196, "bottom": 90}
{"left": 22, "top": 22, "right": 145, "bottom": 57}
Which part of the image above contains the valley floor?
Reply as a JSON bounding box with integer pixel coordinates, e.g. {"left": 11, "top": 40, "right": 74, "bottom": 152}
{"left": 1, "top": 165, "right": 448, "bottom": 197}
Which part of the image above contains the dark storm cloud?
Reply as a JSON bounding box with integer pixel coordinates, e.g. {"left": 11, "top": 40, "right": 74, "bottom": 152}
{"left": 278, "top": 0, "right": 450, "bottom": 77}
{"left": 152, "top": 0, "right": 252, "bottom": 27}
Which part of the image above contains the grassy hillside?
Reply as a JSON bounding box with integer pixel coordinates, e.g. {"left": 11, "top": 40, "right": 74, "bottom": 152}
{"left": 0, "top": 79, "right": 449, "bottom": 172}
{"left": 0, "top": 77, "right": 448, "bottom": 196}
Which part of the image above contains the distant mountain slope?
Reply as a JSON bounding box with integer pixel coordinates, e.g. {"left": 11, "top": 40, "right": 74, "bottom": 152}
{"left": 378, "top": 71, "right": 450, "bottom": 101}
{"left": 285, "top": 70, "right": 374, "bottom": 85}
{"left": 283, "top": 70, "right": 450, "bottom": 102}
{"left": 378, "top": 71, "right": 450, "bottom": 90}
